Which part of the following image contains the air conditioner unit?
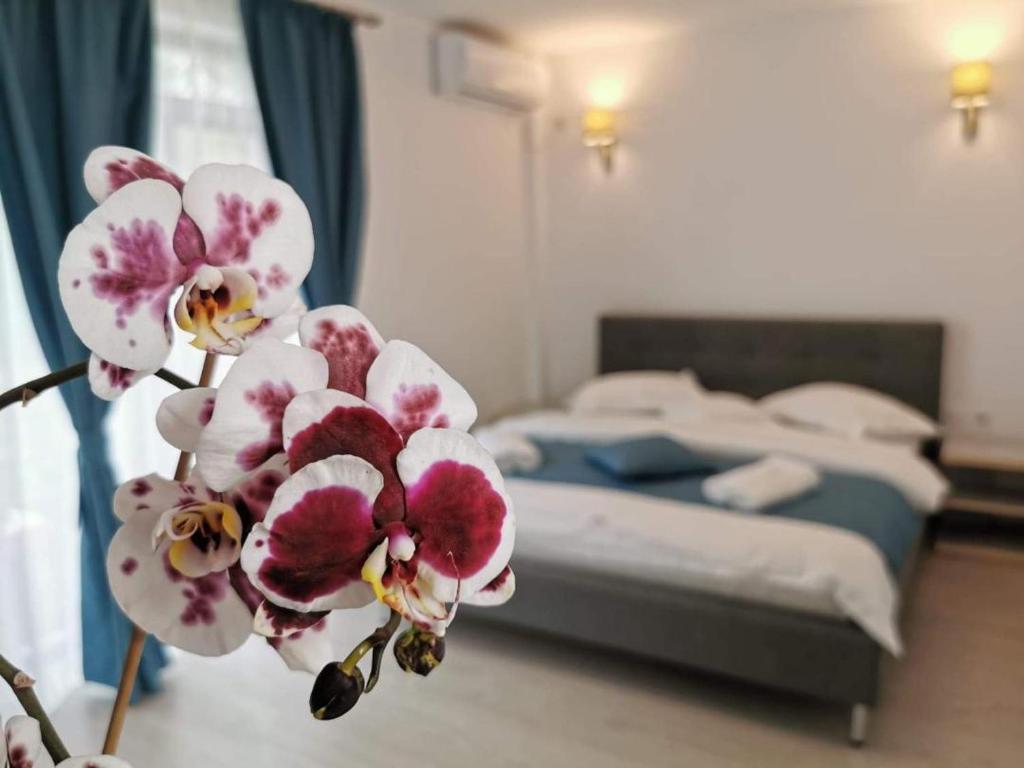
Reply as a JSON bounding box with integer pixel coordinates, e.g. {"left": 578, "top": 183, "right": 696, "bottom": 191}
{"left": 434, "top": 31, "right": 547, "bottom": 113}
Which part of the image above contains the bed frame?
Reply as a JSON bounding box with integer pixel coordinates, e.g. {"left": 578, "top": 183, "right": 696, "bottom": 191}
{"left": 468, "top": 315, "right": 944, "bottom": 745}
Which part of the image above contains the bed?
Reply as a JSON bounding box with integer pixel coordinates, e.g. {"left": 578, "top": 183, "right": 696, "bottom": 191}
{"left": 466, "top": 315, "right": 947, "bottom": 745}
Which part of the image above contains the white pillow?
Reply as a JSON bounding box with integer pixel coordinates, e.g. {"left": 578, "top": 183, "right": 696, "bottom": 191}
{"left": 567, "top": 370, "right": 703, "bottom": 416}
{"left": 760, "top": 382, "right": 938, "bottom": 440}
{"left": 663, "top": 391, "right": 769, "bottom": 424}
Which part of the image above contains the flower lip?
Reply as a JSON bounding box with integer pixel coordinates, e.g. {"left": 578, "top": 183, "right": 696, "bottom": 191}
{"left": 175, "top": 265, "right": 263, "bottom": 355}
{"left": 156, "top": 500, "right": 243, "bottom": 579}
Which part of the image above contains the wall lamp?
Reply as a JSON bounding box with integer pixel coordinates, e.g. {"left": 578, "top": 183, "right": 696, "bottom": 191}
{"left": 951, "top": 60, "right": 992, "bottom": 142}
{"left": 582, "top": 108, "right": 618, "bottom": 173}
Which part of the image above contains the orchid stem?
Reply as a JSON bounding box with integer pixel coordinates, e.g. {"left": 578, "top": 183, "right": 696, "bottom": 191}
{"left": 340, "top": 610, "right": 402, "bottom": 690}
{"left": 0, "top": 361, "right": 197, "bottom": 414}
{"left": 101, "top": 353, "right": 216, "bottom": 756}
{"left": 0, "top": 652, "right": 71, "bottom": 763}
{"left": 0, "top": 361, "right": 87, "bottom": 411}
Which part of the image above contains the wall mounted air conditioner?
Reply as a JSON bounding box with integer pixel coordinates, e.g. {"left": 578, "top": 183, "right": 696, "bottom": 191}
{"left": 434, "top": 31, "right": 547, "bottom": 113}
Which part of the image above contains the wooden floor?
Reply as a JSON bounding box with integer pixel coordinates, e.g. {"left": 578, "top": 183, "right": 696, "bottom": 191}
{"left": 54, "top": 541, "right": 1024, "bottom": 767}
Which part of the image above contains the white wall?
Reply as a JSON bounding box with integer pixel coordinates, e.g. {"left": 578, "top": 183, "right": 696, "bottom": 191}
{"left": 355, "top": 13, "right": 535, "bottom": 420}
{"left": 541, "top": 0, "right": 1024, "bottom": 435}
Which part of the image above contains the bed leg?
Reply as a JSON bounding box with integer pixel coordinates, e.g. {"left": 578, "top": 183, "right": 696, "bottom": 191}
{"left": 849, "top": 704, "right": 871, "bottom": 746}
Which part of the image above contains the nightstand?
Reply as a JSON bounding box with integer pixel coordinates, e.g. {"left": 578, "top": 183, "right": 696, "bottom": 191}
{"left": 940, "top": 435, "right": 1024, "bottom": 520}
{"left": 937, "top": 436, "right": 1024, "bottom": 544}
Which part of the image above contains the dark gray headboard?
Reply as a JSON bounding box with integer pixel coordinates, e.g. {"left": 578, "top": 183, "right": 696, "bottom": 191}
{"left": 600, "top": 315, "right": 944, "bottom": 418}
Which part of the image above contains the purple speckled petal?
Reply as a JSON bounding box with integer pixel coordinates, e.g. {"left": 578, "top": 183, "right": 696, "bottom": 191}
{"left": 365, "top": 340, "right": 478, "bottom": 442}
{"left": 87, "top": 353, "right": 160, "bottom": 402}
{"left": 298, "top": 305, "right": 384, "bottom": 397}
{"left": 196, "top": 339, "right": 328, "bottom": 492}
{"left": 4, "top": 715, "right": 54, "bottom": 768}
{"left": 156, "top": 387, "right": 218, "bottom": 453}
{"left": 181, "top": 164, "right": 313, "bottom": 320}
{"left": 84, "top": 145, "right": 184, "bottom": 204}
{"left": 396, "top": 428, "right": 515, "bottom": 603}
{"left": 253, "top": 599, "right": 328, "bottom": 638}
{"left": 58, "top": 180, "right": 185, "bottom": 371}
{"left": 106, "top": 505, "right": 253, "bottom": 657}
{"left": 241, "top": 455, "right": 381, "bottom": 613}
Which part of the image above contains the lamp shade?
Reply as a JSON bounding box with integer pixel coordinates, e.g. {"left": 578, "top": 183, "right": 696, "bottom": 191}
{"left": 951, "top": 61, "right": 992, "bottom": 104}
{"left": 582, "top": 108, "right": 617, "bottom": 147}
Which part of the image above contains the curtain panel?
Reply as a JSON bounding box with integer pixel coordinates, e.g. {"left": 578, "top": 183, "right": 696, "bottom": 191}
{"left": 0, "top": 0, "right": 165, "bottom": 694}
{"left": 239, "top": 0, "right": 366, "bottom": 308}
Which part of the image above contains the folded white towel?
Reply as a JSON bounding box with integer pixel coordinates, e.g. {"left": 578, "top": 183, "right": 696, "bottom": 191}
{"left": 473, "top": 427, "right": 542, "bottom": 473}
{"left": 702, "top": 455, "right": 820, "bottom": 511}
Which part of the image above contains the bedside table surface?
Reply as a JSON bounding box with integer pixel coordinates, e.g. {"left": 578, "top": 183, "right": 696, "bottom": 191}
{"left": 942, "top": 435, "right": 1024, "bottom": 472}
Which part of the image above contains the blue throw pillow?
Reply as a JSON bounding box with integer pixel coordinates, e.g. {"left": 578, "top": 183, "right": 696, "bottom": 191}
{"left": 584, "top": 436, "right": 715, "bottom": 480}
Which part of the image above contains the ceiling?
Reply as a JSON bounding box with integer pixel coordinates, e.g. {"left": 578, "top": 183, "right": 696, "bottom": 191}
{"left": 357, "top": 0, "right": 906, "bottom": 52}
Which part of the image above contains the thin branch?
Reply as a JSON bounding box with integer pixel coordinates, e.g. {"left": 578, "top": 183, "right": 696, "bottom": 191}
{"left": 0, "top": 362, "right": 197, "bottom": 414}
{"left": 0, "top": 361, "right": 87, "bottom": 411}
{"left": 0, "top": 653, "right": 71, "bottom": 763}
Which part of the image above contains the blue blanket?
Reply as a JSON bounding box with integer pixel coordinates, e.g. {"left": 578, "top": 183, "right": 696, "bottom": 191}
{"left": 511, "top": 440, "right": 922, "bottom": 575}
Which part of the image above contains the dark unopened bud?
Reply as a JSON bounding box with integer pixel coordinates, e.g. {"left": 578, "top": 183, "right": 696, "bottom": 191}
{"left": 393, "top": 628, "right": 445, "bottom": 676}
{"left": 310, "top": 662, "right": 364, "bottom": 720}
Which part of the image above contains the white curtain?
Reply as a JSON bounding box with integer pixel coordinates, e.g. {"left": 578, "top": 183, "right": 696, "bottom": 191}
{"left": 0, "top": 0, "right": 268, "bottom": 711}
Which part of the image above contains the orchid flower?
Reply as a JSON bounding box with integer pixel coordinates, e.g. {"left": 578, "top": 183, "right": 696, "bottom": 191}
{"left": 57, "top": 147, "right": 313, "bottom": 400}
{"left": 105, "top": 457, "right": 331, "bottom": 674}
{"left": 153, "top": 306, "right": 516, "bottom": 635}
{"left": 2, "top": 715, "right": 132, "bottom": 768}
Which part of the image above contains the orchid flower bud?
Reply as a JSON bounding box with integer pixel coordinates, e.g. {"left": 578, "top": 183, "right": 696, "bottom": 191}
{"left": 393, "top": 628, "right": 446, "bottom": 676}
{"left": 310, "top": 662, "right": 364, "bottom": 720}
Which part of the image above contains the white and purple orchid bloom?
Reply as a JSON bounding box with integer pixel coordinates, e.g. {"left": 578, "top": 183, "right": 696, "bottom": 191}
{"left": 105, "top": 456, "right": 332, "bottom": 675}
{"left": 57, "top": 146, "right": 313, "bottom": 401}
{"left": 153, "top": 306, "right": 516, "bottom": 636}
{"left": 2, "top": 715, "right": 133, "bottom": 768}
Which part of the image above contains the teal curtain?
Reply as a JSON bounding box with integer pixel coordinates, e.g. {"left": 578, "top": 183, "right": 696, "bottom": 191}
{"left": 239, "top": 0, "right": 365, "bottom": 307}
{"left": 0, "top": 0, "right": 165, "bottom": 694}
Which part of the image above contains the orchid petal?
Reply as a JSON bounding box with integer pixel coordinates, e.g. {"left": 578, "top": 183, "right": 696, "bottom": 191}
{"left": 181, "top": 164, "right": 313, "bottom": 318}
{"left": 269, "top": 618, "right": 333, "bottom": 674}
{"left": 247, "top": 296, "right": 306, "bottom": 345}
{"left": 58, "top": 757, "right": 135, "bottom": 768}
{"left": 365, "top": 340, "right": 478, "bottom": 441}
{"left": 241, "top": 455, "right": 381, "bottom": 613}
{"left": 196, "top": 339, "right": 328, "bottom": 492}
{"left": 462, "top": 565, "right": 515, "bottom": 607}
{"left": 226, "top": 564, "right": 331, "bottom": 673}
{"left": 283, "top": 389, "right": 405, "bottom": 524}
{"left": 107, "top": 506, "right": 253, "bottom": 657}
{"left": 397, "top": 428, "right": 515, "bottom": 602}
{"left": 58, "top": 179, "right": 185, "bottom": 370}
{"left": 84, "top": 145, "right": 183, "bottom": 204}
{"left": 88, "top": 353, "right": 158, "bottom": 401}
{"left": 156, "top": 387, "right": 217, "bottom": 452}
{"left": 226, "top": 453, "right": 291, "bottom": 528}
{"left": 298, "top": 305, "right": 384, "bottom": 397}
{"left": 253, "top": 600, "right": 328, "bottom": 638}
{"left": 5, "top": 715, "right": 55, "bottom": 768}
{"left": 112, "top": 472, "right": 213, "bottom": 523}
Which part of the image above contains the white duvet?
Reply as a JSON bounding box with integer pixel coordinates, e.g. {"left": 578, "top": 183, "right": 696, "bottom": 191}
{"left": 487, "top": 411, "right": 950, "bottom": 655}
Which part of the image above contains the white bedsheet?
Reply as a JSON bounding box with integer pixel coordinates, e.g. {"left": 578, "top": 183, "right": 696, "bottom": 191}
{"left": 488, "top": 411, "right": 950, "bottom": 655}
